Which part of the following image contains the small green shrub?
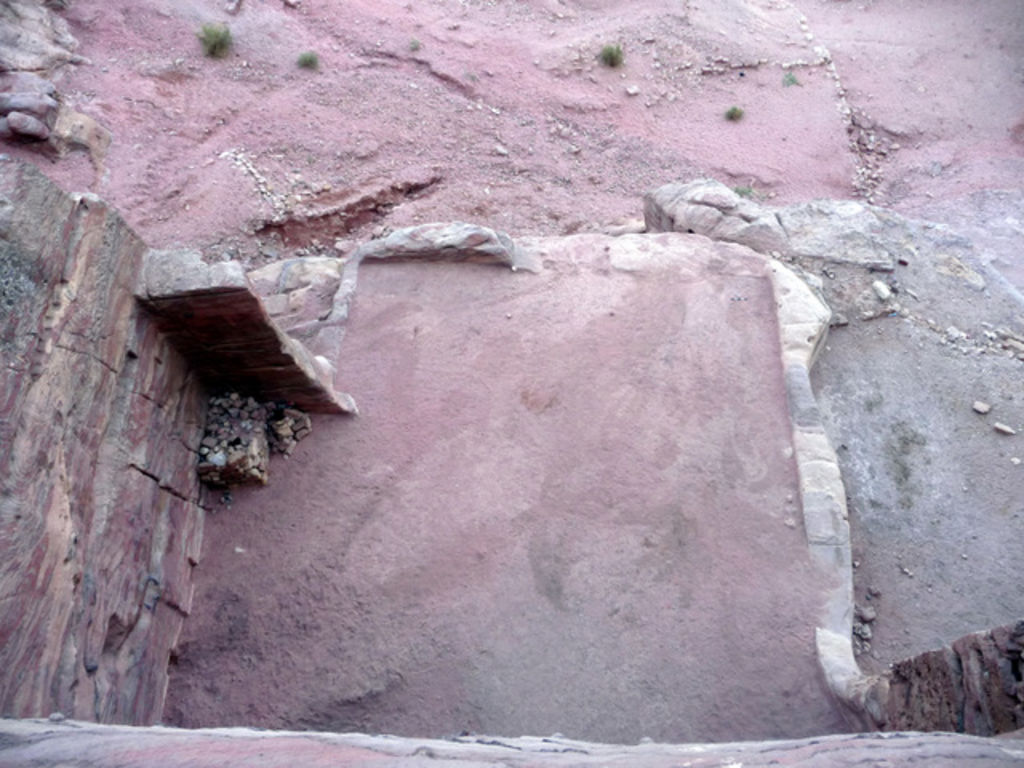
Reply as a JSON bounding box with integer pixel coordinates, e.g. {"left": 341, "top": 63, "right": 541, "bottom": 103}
{"left": 297, "top": 51, "right": 319, "bottom": 69}
{"left": 732, "top": 185, "right": 755, "bottom": 198}
{"left": 725, "top": 105, "right": 744, "bottom": 121}
{"left": 409, "top": 38, "right": 422, "bottom": 52}
{"left": 782, "top": 70, "right": 800, "bottom": 87}
{"left": 197, "top": 23, "right": 232, "bottom": 59}
{"left": 599, "top": 44, "right": 624, "bottom": 68}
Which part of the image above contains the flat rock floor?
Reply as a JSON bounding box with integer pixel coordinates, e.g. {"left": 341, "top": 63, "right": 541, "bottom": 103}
{"left": 165, "top": 235, "right": 848, "bottom": 743}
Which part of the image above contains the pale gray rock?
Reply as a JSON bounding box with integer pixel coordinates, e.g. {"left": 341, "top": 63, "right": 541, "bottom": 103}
{"left": 5, "top": 111, "right": 50, "bottom": 140}
{"left": 0, "top": 72, "right": 57, "bottom": 99}
{"left": 0, "top": 92, "right": 59, "bottom": 118}
{"left": 776, "top": 200, "right": 901, "bottom": 270}
{"left": 143, "top": 249, "right": 248, "bottom": 297}
{"left": 352, "top": 221, "right": 531, "bottom": 270}
{"left": 644, "top": 179, "right": 789, "bottom": 254}
{"left": 0, "top": 0, "right": 80, "bottom": 73}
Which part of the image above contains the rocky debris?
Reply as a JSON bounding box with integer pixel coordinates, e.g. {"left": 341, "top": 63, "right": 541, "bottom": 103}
{"left": 244, "top": 162, "right": 444, "bottom": 247}
{"left": 643, "top": 179, "right": 788, "bottom": 255}
{"left": 138, "top": 249, "right": 357, "bottom": 415}
{"left": 0, "top": 72, "right": 58, "bottom": 142}
{"left": 0, "top": 3, "right": 109, "bottom": 171}
{"left": 0, "top": 69, "right": 109, "bottom": 173}
{"left": 0, "top": 0, "right": 80, "bottom": 74}
{"left": 197, "top": 394, "right": 271, "bottom": 488}
{"left": 0, "top": 159, "right": 204, "bottom": 724}
{"left": 995, "top": 327, "right": 1024, "bottom": 361}
{"left": 993, "top": 422, "right": 1017, "bottom": 436}
{"left": 846, "top": 107, "right": 904, "bottom": 203}
{"left": 852, "top": 602, "right": 878, "bottom": 656}
{"left": 266, "top": 404, "right": 311, "bottom": 455}
{"left": 645, "top": 179, "right": 909, "bottom": 271}
{"left": 871, "top": 280, "right": 892, "bottom": 302}
{"left": 196, "top": 392, "right": 313, "bottom": 487}
{"left": 973, "top": 401, "right": 993, "bottom": 415}
{"left": 883, "top": 621, "right": 1024, "bottom": 735}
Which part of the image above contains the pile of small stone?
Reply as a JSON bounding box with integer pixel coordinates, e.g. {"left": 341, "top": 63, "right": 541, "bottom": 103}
{"left": 197, "top": 393, "right": 270, "bottom": 487}
{"left": 265, "top": 403, "right": 312, "bottom": 456}
{"left": 852, "top": 602, "right": 878, "bottom": 657}
{"left": 197, "top": 392, "right": 313, "bottom": 487}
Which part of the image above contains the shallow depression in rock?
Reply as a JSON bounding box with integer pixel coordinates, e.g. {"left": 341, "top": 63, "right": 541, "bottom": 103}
{"left": 163, "top": 241, "right": 847, "bottom": 743}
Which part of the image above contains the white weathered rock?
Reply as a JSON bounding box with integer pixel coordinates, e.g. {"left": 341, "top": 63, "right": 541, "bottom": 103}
{"left": 644, "top": 179, "right": 789, "bottom": 254}
{"left": 352, "top": 221, "right": 535, "bottom": 271}
{"left": 776, "top": 200, "right": 899, "bottom": 270}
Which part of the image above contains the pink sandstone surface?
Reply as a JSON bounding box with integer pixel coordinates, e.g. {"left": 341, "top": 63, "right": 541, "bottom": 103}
{"left": 1, "top": 0, "right": 1023, "bottom": 759}
{"left": 3, "top": 719, "right": 1024, "bottom": 768}
{"left": 165, "top": 234, "right": 848, "bottom": 742}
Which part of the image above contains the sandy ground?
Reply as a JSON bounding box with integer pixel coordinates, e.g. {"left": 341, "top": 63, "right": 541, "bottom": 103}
{"left": 6, "top": 0, "right": 1023, "bottom": 743}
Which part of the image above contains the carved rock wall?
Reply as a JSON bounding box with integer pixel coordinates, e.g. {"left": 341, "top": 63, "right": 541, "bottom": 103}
{"left": 0, "top": 159, "right": 205, "bottom": 724}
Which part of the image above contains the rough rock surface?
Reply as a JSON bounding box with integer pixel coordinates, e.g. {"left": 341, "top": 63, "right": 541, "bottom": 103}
{"left": 644, "top": 180, "right": 788, "bottom": 255}
{"left": 3, "top": 720, "right": 1024, "bottom": 768}
{"left": 0, "top": 159, "right": 205, "bottom": 724}
{"left": 196, "top": 393, "right": 314, "bottom": 487}
{"left": 196, "top": 394, "right": 271, "bottom": 488}
{"left": 883, "top": 621, "right": 1024, "bottom": 736}
{"left": 645, "top": 178, "right": 903, "bottom": 270}
{"left": 0, "top": 4, "right": 109, "bottom": 169}
{"left": 0, "top": 0, "right": 79, "bottom": 73}
{"left": 138, "top": 249, "right": 356, "bottom": 415}
{"left": 248, "top": 256, "right": 344, "bottom": 341}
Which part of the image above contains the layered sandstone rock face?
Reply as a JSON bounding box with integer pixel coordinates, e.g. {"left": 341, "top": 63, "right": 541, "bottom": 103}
{"left": 0, "top": 159, "right": 205, "bottom": 723}
{"left": 884, "top": 621, "right": 1024, "bottom": 735}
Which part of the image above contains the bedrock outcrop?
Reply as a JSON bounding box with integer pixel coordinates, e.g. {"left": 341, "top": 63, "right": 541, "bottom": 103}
{"left": 0, "top": 158, "right": 205, "bottom": 723}
{"left": 0, "top": 158, "right": 347, "bottom": 723}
